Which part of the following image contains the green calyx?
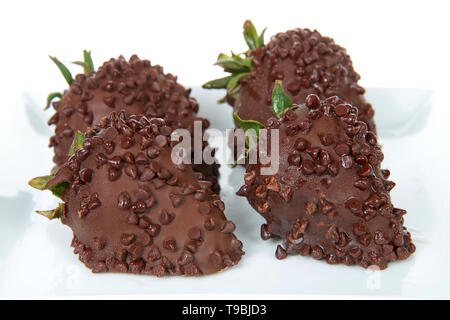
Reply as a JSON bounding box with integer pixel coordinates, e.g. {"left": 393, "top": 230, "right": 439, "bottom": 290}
{"left": 203, "top": 20, "right": 266, "bottom": 102}
{"left": 45, "top": 50, "right": 94, "bottom": 110}
{"left": 68, "top": 131, "right": 85, "bottom": 157}
{"left": 28, "top": 175, "right": 68, "bottom": 220}
{"left": 49, "top": 55, "right": 74, "bottom": 85}
{"left": 72, "top": 50, "right": 95, "bottom": 76}
{"left": 243, "top": 20, "right": 266, "bottom": 50}
{"left": 232, "top": 112, "right": 265, "bottom": 167}
{"left": 44, "top": 92, "right": 63, "bottom": 111}
{"left": 233, "top": 112, "right": 264, "bottom": 137}
{"left": 36, "top": 203, "right": 65, "bottom": 220}
{"left": 28, "top": 133, "right": 85, "bottom": 220}
{"left": 272, "top": 80, "right": 292, "bottom": 118}
{"left": 230, "top": 80, "right": 292, "bottom": 167}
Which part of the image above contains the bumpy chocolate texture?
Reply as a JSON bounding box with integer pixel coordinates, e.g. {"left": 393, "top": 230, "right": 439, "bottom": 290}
{"left": 50, "top": 112, "right": 243, "bottom": 276}
{"left": 237, "top": 95, "right": 414, "bottom": 269}
{"left": 48, "top": 55, "right": 219, "bottom": 192}
{"left": 233, "top": 29, "right": 376, "bottom": 132}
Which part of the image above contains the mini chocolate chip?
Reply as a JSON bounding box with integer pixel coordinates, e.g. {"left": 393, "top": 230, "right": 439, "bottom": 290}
{"left": 138, "top": 216, "right": 151, "bottom": 229}
{"left": 301, "top": 159, "right": 315, "bottom": 175}
{"left": 341, "top": 155, "right": 354, "bottom": 169}
{"left": 294, "top": 138, "right": 310, "bottom": 151}
{"left": 147, "top": 246, "right": 161, "bottom": 261}
{"left": 147, "top": 147, "right": 160, "bottom": 159}
{"left": 346, "top": 198, "right": 362, "bottom": 215}
{"left": 335, "top": 143, "right": 350, "bottom": 156}
{"left": 354, "top": 178, "right": 369, "bottom": 190}
{"left": 221, "top": 221, "right": 236, "bottom": 233}
{"left": 261, "top": 224, "right": 272, "bottom": 240}
{"left": 305, "top": 94, "right": 320, "bottom": 109}
{"left": 163, "top": 238, "right": 177, "bottom": 251}
{"left": 178, "top": 251, "right": 194, "bottom": 266}
{"left": 357, "top": 233, "right": 372, "bottom": 246}
{"left": 117, "top": 191, "right": 131, "bottom": 210}
{"left": 152, "top": 178, "right": 166, "bottom": 189}
{"left": 210, "top": 250, "right": 223, "bottom": 266}
{"left": 311, "top": 246, "right": 324, "bottom": 260}
{"left": 120, "top": 233, "right": 135, "bottom": 246}
{"left": 197, "top": 202, "right": 211, "bottom": 214}
{"left": 359, "top": 164, "right": 373, "bottom": 177}
{"left": 140, "top": 167, "right": 155, "bottom": 181}
{"left": 146, "top": 223, "right": 160, "bottom": 237}
{"left": 275, "top": 245, "right": 288, "bottom": 260}
{"left": 79, "top": 168, "right": 92, "bottom": 183}
{"left": 132, "top": 200, "right": 146, "bottom": 214}
{"left": 188, "top": 227, "right": 202, "bottom": 240}
{"left": 334, "top": 104, "right": 349, "bottom": 117}
{"left": 169, "top": 193, "right": 183, "bottom": 208}
{"left": 159, "top": 209, "right": 174, "bottom": 225}
{"left": 204, "top": 217, "right": 215, "bottom": 231}
{"left": 353, "top": 223, "right": 366, "bottom": 236}
{"left": 135, "top": 152, "right": 148, "bottom": 165}
{"left": 127, "top": 212, "right": 139, "bottom": 225}
{"left": 212, "top": 200, "right": 225, "bottom": 211}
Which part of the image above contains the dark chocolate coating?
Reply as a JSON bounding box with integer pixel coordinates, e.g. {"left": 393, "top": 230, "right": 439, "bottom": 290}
{"left": 51, "top": 112, "right": 243, "bottom": 276}
{"left": 233, "top": 28, "right": 376, "bottom": 132}
{"left": 238, "top": 95, "right": 414, "bottom": 269}
{"left": 48, "top": 55, "right": 219, "bottom": 192}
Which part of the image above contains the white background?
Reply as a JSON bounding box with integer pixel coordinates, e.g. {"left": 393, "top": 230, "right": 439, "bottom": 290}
{"left": 1, "top": 0, "right": 449, "bottom": 299}
{"left": 1, "top": 0, "right": 449, "bottom": 93}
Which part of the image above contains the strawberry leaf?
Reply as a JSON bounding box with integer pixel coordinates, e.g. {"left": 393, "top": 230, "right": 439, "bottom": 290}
{"left": 215, "top": 53, "right": 251, "bottom": 73}
{"left": 68, "top": 131, "right": 85, "bottom": 157}
{"left": 272, "top": 80, "right": 292, "bottom": 118}
{"left": 49, "top": 55, "right": 73, "bottom": 85}
{"left": 233, "top": 112, "right": 265, "bottom": 137}
{"left": 28, "top": 175, "right": 53, "bottom": 191}
{"left": 72, "top": 50, "right": 95, "bottom": 75}
{"left": 44, "top": 92, "right": 62, "bottom": 110}
{"left": 83, "top": 50, "right": 94, "bottom": 73}
{"left": 227, "top": 73, "right": 251, "bottom": 95}
{"left": 36, "top": 203, "right": 65, "bottom": 220}
{"left": 243, "top": 20, "right": 266, "bottom": 50}
{"left": 28, "top": 175, "right": 69, "bottom": 199}
{"left": 202, "top": 76, "right": 233, "bottom": 89}
{"left": 203, "top": 20, "right": 266, "bottom": 101}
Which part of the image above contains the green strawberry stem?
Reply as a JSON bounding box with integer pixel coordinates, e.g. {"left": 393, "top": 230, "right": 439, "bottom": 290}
{"left": 230, "top": 80, "right": 292, "bottom": 167}
{"left": 36, "top": 203, "right": 64, "bottom": 220}
{"left": 44, "top": 92, "right": 63, "bottom": 110}
{"left": 49, "top": 55, "right": 73, "bottom": 85}
{"left": 28, "top": 133, "right": 85, "bottom": 219}
{"left": 243, "top": 20, "right": 266, "bottom": 50}
{"left": 272, "top": 80, "right": 292, "bottom": 118}
{"left": 68, "top": 132, "right": 85, "bottom": 157}
{"left": 72, "top": 50, "right": 95, "bottom": 75}
{"left": 203, "top": 20, "right": 266, "bottom": 102}
{"left": 46, "top": 50, "right": 94, "bottom": 109}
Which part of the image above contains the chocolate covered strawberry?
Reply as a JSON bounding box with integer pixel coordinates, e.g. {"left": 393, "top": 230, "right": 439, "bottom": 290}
{"left": 236, "top": 81, "right": 414, "bottom": 269}
{"left": 204, "top": 20, "right": 376, "bottom": 132}
{"left": 29, "top": 112, "right": 243, "bottom": 276}
{"left": 46, "top": 52, "right": 219, "bottom": 192}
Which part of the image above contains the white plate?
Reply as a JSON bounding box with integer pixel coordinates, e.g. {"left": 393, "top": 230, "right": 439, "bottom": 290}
{"left": 1, "top": 87, "right": 449, "bottom": 298}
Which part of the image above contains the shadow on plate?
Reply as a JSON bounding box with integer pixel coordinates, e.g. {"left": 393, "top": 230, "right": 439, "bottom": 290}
{"left": 0, "top": 191, "right": 33, "bottom": 257}
{"left": 23, "top": 92, "right": 53, "bottom": 137}
{"left": 367, "top": 88, "right": 433, "bottom": 138}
